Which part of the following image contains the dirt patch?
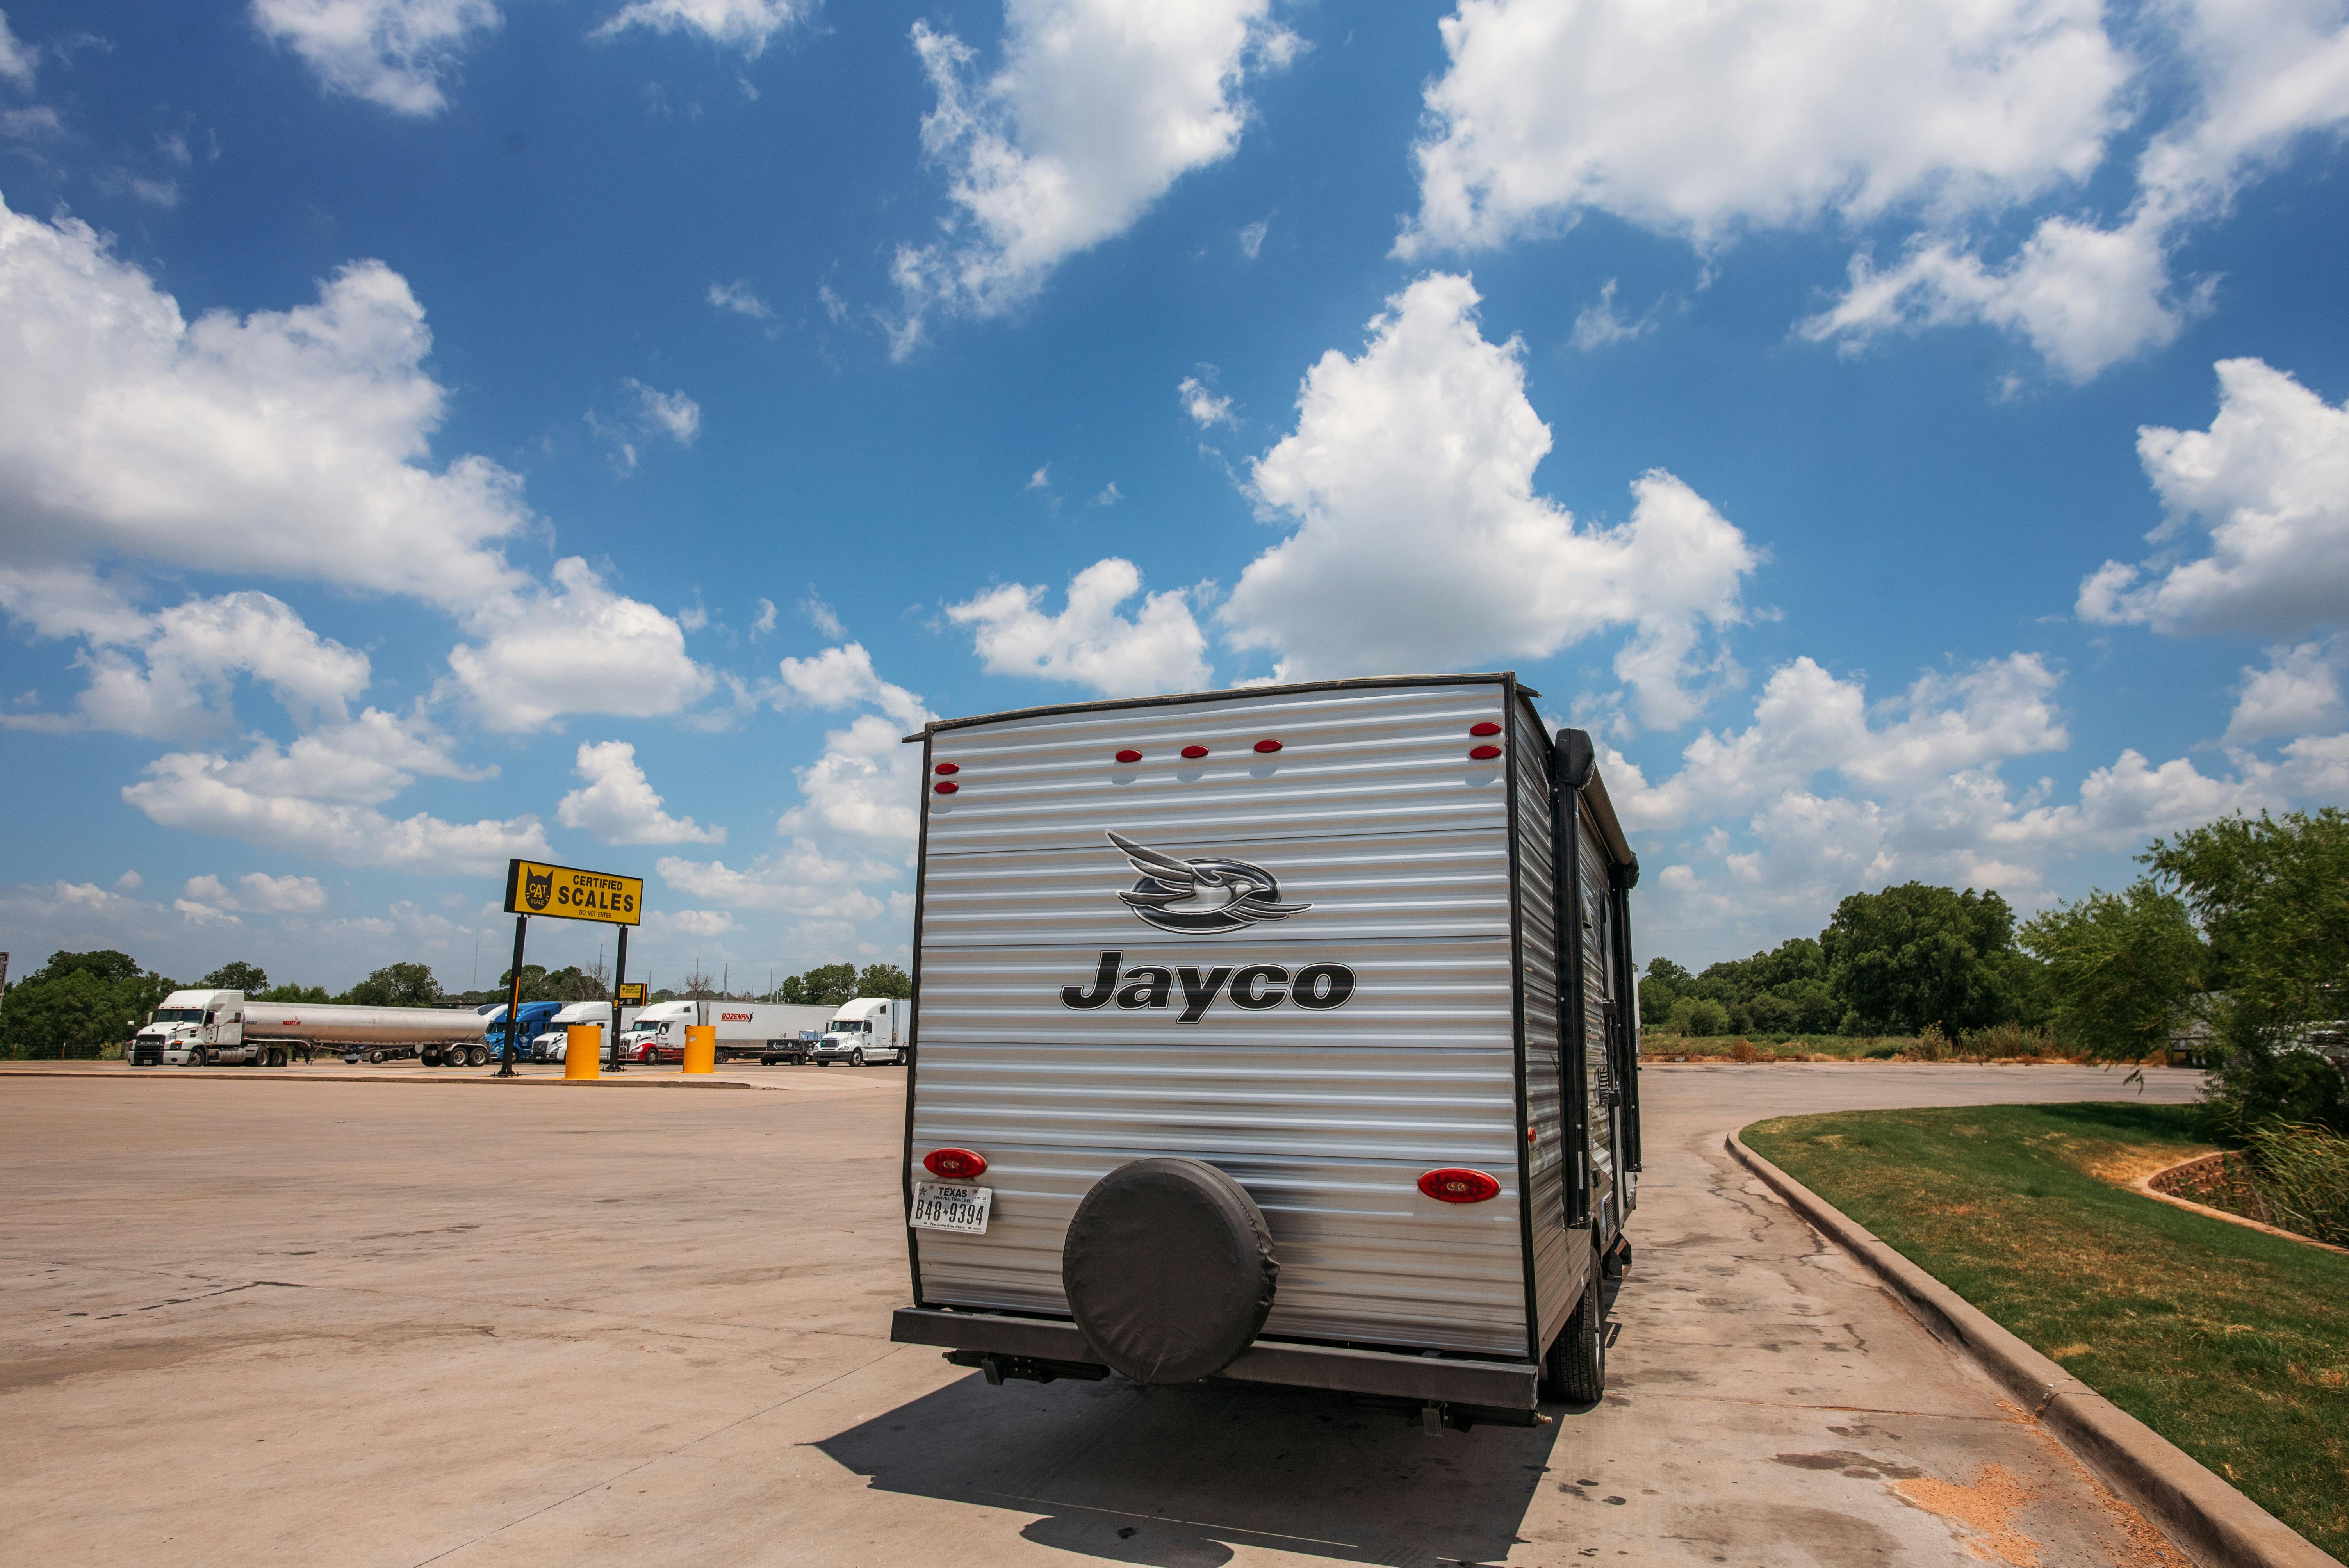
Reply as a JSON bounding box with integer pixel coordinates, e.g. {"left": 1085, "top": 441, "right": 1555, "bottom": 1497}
{"left": 1891, "top": 1463, "right": 2040, "bottom": 1567}
{"left": 2082, "top": 1142, "right": 2217, "bottom": 1187}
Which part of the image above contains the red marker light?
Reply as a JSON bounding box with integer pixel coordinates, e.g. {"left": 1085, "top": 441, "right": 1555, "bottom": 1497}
{"left": 1182, "top": 745, "right": 1209, "bottom": 759}
{"left": 1419, "top": 1168, "right": 1502, "bottom": 1204}
{"left": 1468, "top": 745, "right": 1502, "bottom": 761}
{"left": 934, "top": 762, "right": 960, "bottom": 775}
{"left": 1470, "top": 722, "right": 1502, "bottom": 737}
{"left": 1253, "top": 739, "right": 1282, "bottom": 754}
{"left": 923, "top": 1148, "right": 988, "bottom": 1180}
{"left": 933, "top": 781, "right": 959, "bottom": 795}
{"left": 1115, "top": 749, "right": 1142, "bottom": 763}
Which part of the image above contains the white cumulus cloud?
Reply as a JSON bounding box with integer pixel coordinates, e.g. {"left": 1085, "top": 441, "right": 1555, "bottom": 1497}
{"left": 0, "top": 11, "right": 37, "bottom": 87}
{"left": 251, "top": 0, "right": 502, "bottom": 116}
{"left": 2225, "top": 641, "right": 2342, "bottom": 745}
{"left": 593, "top": 0, "right": 805, "bottom": 55}
{"left": 1222, "top": 273, "right": 1755, "bottom": 725}
{"left": 446, "top": 558, "right": 713, "bottom": 732}
{"left": 1799, "top": 0, "right": 2349, "bottom": 379}
{"left": 0, "top": 194, "right": 531, "bottom": 615}
{"left": 891, "top": 0, "right": 1299, "bottom": 347}
{"left": 556, "top": 740, "right": 725, "bottom": 845}
{"left": 2080, "top": 358, "right": 2349, "bottom": 636}
{"left": 1401, "top": 0, "right": 2124, "bottom": 256}
{"left": 125, "top": 737, "right": 545, "bottom": 876}
{"left": 771, "top": 642, "right": 935, "bottom": 843}
{"left": 948, "top": 558, "right": 1212, "bottom": 697}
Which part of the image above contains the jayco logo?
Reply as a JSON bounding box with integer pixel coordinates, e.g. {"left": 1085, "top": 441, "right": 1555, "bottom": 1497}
{"left": 1109, "top": 831, "right": 1310, "bottom": 934}
{"left": 1061, "top": 951, "right": 1356, "bottom": 1023}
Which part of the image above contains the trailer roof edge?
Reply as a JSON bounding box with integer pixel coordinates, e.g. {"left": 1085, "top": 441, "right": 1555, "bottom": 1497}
{"left": 916, "top": 672, "right": 1521, "bottom": 738}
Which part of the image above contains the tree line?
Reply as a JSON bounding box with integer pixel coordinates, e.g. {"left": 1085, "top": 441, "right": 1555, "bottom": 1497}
{"left": 1640, "top": 809, "right": 2348, "bottom": 1135}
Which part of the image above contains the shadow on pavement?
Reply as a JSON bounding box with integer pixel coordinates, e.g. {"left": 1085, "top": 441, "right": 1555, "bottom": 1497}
{"left": 817, "top": 1364, "right": 1564, "bottom": 1566}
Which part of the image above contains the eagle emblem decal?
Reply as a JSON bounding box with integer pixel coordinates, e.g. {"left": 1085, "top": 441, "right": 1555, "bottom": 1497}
{"left": 1108, "top": 831, "right": 1311, "bottom": 934}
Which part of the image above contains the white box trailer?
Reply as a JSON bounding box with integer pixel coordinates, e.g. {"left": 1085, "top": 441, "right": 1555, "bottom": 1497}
{"left": 621, "top": 1000, "right": 836, "bottom": 1063}
{"left": 891, "top": 675, "right": 1643, "bottom": 1428}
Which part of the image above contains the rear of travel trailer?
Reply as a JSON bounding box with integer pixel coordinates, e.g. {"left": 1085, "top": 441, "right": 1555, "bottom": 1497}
{"left": 889, "top": 675, "right": 1642, "bottom": 1425}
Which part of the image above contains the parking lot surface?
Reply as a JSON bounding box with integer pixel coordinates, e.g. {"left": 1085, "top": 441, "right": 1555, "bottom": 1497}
{"left": 1, "top": 1062, "right": 2206, "bottom": 1566}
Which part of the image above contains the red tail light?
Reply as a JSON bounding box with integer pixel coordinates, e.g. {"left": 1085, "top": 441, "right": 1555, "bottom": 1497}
{"left": 1419, "top": 1168, "right": 1501, "bottom": 1203}
{"left": 934, "top": 762, "right": 959, "bottom": 775}
{"left": 1470, "top": 722, "right": 1502, "bottom": 736}
{"left": 1468, "top": 745, "right": 1502, "bottom": 761}
{"left": 923, "top": 1148, "right": 987, "bottom": 1179}
{"left": 933, "top": 781, "right": 959, "bottom": 794}
{"left": 1115, "top": 749, "right": 1142, "bottom": 763}
{"left": 1253, "top": 739, "right": 1282, "bottom": 753}
{"left": 1181, "top": 745, "right": 1209, "bottom": 759}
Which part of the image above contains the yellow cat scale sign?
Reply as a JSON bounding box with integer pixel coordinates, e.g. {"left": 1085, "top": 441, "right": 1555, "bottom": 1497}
{"left": 504, "top": 859, "right": 643, "bottom": 926}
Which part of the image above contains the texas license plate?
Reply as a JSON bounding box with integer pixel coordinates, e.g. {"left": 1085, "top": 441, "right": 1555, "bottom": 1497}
{"left": 910, "top": 1181, "right": 992, "bottom": 1235}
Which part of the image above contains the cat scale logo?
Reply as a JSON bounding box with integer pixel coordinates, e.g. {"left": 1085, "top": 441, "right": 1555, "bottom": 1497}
{"left": 1062, "top": 831, "right": 1355, "bottom": 1023}
{"left": 503, "top": 858, "right": 645, "bottom": 927}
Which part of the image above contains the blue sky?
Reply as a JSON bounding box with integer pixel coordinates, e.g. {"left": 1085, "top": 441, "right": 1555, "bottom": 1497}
{"left": 2, "top": 0, "right": 2346, "bottom": 992}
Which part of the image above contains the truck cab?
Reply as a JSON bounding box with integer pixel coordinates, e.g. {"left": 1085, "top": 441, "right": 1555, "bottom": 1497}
{"left": 809, "top": 997, "right": 910, "bottom": 1066}
{"left": 480, "top": 1000, "right": 563, "bottom": 1065}
{"left": 130, "top": 989, "right": 250, "bottom": 1066}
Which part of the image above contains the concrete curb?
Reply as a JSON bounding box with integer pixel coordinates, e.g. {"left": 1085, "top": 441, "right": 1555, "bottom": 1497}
{"left": 1725, "top": 1130, "right": 2340, "bottom": 1568}
{"left": 2134, "top": 1153, "right": 2349, "bottom": 1258}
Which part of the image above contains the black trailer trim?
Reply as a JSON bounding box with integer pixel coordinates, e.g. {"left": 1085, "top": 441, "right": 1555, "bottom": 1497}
{"left": 1554, "top": 738, "right": 1592, "bottom": 1229}
{"left": 1502, "top": 675, "right": 1541, "bottom": 1367}
{"left": 890, "top": 1308, "right": 1540, "bottom": 1410}
{"left": 901, "top": 727, "right": 937, "bottom": 1311}
{"left": 906, "top": 671, "right": 1536, "bottom": 740}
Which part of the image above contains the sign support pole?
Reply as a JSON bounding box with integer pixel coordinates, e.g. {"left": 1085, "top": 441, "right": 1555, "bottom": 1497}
{"left": 499, "top": 914, "right": 527, "bottom": 1078}
{"left": 608, "top": 925, "right": 628, "bottom": 1073}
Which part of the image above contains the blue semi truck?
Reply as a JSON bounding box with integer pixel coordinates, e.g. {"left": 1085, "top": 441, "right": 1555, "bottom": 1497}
{"left": 339, "top": 1000, "right": 563, "bottom": 1066}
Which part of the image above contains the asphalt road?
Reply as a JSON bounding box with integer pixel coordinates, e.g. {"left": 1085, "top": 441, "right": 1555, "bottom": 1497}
{"left": 0, "top": 1062, "right": 2208, "bottom": 1567}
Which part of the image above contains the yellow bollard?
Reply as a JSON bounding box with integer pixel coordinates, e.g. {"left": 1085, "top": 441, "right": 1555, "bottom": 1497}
{"left": 564, "top": 1024, "right": 601, "bottom": 1080}
{"left": 683, "top": 1024, "right": 716, "bottom": 1074}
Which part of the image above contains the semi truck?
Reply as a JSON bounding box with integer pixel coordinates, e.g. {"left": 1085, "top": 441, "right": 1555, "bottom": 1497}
{"left": 535, "top": 1001, "right": 644, "bottom": 1062}
{"left": 476, "top": 1000, "right": 564, "bottom": 1066}
{"left": 130, "top": 990, "right": 491, "bottom": 1066}
{"left": 889, "top": 674, "right": 1643, "bottom": 1431}
{"left": 809, "top": 996, "right": 912, "bottom": 1066}
{"left": 620, "top": 1001, "right": 833, "bottom": 1064}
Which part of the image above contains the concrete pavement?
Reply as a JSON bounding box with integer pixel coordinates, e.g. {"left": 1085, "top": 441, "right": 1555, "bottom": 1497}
{"left": 0, "top": 1063, "right": 2207, "bottom": 1566}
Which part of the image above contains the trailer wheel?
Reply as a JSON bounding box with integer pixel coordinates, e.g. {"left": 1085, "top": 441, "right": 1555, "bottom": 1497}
{"left": 1543, "top": 1268, "right": 1607, "bottom": 1404}
{"left": 469, "top": 1046, "right": 490, "bottom": 1067}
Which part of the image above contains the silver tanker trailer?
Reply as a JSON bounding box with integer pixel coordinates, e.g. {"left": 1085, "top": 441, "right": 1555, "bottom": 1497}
{"left": 129, "top": 989, "right": 490, "bottom": 1066}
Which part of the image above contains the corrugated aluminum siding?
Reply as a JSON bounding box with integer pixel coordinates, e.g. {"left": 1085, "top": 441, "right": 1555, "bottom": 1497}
{"left": 1579, "top": 810, "right": 1615, "bottom": 1196}
{"left": 912, "top": 682, "right": 1530, "bottom": 1356}
{"left": 1512, "top": 696, "right": 1582, "bottom": 1352}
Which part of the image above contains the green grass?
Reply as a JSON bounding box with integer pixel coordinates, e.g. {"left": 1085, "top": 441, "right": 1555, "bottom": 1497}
{"left": 1744, "top": 1102, "right": 2349, "bottom": 1559}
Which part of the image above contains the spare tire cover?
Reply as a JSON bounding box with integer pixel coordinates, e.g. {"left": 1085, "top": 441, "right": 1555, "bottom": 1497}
{"left": 1062, "top": 1157, "right": 1278, "bottom": 1385}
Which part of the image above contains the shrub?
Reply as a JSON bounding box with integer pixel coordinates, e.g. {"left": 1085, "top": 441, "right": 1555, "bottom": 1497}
{"left": 2243, "top": 1123, "right": 2349, "bottom": 1247}
{"left": 1668, "top": 996, "right": 1731, "bottom": 1037}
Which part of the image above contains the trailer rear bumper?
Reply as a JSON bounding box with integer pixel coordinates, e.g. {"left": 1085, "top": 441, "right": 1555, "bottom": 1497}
{"left": 890, "top": 1307, "right": 1540, "bottom": 1411}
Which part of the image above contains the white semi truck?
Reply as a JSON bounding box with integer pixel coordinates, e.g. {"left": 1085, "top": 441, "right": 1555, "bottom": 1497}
{"left": 809, "top": 996, "right": 912, "bottom": 1066}
{"left": 620, "top": 1000, "right": 836, "bottom": 1064}
{"left": 130, "top": 990, "right": 490, "bottom": 1066}
{"left": 890, "top": 674, "right": 1643, "bottom": 1430}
